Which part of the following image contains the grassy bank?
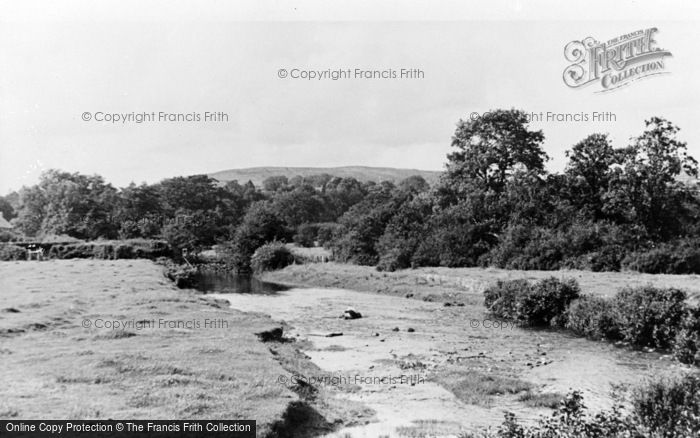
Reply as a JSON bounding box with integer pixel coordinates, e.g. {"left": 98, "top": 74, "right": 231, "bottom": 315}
{"left": 262, "top": 263, "right": 700, "bottom": 305}
{"left": 0, "top": 259, "right": 362, "bottom": 437}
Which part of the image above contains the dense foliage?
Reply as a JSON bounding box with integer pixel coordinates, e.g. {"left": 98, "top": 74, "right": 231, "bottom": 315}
{"left": 250, "top": 242, "right": 294, "bottom": 273}
{"left": 2, "top": 111, "right": 698, "bottom": 273}
{"left": 484, "top": 279, "right": 700, "bottom": 365}
{"left": 462, "top": 373, "right": 700, "bottom": 438}
{"left": 484, "top": 278, "right": 580, "bottom": 327}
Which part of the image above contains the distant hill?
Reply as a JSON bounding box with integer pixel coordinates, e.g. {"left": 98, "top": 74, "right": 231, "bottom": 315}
{"left": 208, "top": 166, "right": 443, "bottom": 186}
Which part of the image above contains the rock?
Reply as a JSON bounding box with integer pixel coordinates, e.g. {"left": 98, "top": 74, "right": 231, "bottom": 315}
{"left": 443, "top": 302, "right": 452, "bottom": 307}
{"left": 407, "top": 328, "right": 415, "bottom": 333}
{"left": 392, "top": 327, "right": 400, "bottom": 332}
{"left": 372, "top": 332, "right": 380, "bottom": 337}
{"left": 326, "top": 332, "right": 343, "bottom": 337}
{"left": 255, "top": 327, "right": 286, "bottom": 343}
{"left": 342, "top": 307, "right": 362, "bottom": 320}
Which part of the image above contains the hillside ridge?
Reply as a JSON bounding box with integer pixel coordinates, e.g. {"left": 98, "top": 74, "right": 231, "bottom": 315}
{"left": 208, "top": 165, "right": 443, "bottom": 186}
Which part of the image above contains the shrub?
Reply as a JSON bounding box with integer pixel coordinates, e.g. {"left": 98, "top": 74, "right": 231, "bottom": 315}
{"left": 0, "top": 230, "right": 20, "bottom": 243}
{"left": 521, "top": 278, "right": 581, "bottom": 327}
{"left": 674, "top": 307, "right": 700, "bottom": 365}
{"left": 622, "top": 239, "right": 700, "bottom": 274}
{"left": 484, "top": 279, "right": 531, "bottom": 322}
{"left": 44, "top": 239, "right": 170, "bottom": 260}
{"left": 631, "top": 373, "right": 700, "bottom": 437}
{"left": 565, "top": 295, "right": 622, "bottom": 340}
{"left": 161, "top": 261, "right": 198, "bottom": 288}
{"left": 115, "top": 243, "right": 135, "bottom": 259}
{"left": 613, "top": 286, "right": 688, "bottom": 349}
{"left": 461, "top": 374, "right": 700, "bottom": 437}
{"left": 0, "top": 244, "right": 26, "bottom": 261}
{"left": 484, "top": 277, "right": 580, "bottom": 327}
{"left": 250, "top": 242, "right": 294, "bottom": 274}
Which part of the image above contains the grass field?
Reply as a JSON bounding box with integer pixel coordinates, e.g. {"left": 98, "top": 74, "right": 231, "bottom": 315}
{"left": 0, "top": 260, "right": 366, "bottom": 437}
{"left": 263, "top": 263, "right": 700, "bottom": 305}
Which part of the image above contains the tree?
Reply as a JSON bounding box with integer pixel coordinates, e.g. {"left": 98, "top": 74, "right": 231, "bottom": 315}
{"left": 376, "top": 193, "right": 433, "bottom": 270}
{"left": 269, "top": 184, "right": 328, "bottom": 227}
{"left": 262, "top": 176, "right": 289, "bottom": 192}
{"left": 397, "top": 175, "right": 430, "bottom": 194}
{"left": 322, "top": 177, "right": 367, "bottom": 219}
{"left": 564, "top": 133, "right": 623, "bottom": 220}
{"left": 0, "top": 195, "right": 16, "bottom": 221}
{"left": 228, "top": 202, "right": 288, "bottom": 271}
{"left": 609, "top": 118, "right": 699, "bottom": 239}
{"left": 442, "top": 109, "right": 547, "bottom": 199}
{"left": 115, "top": 183, "right": 163, "bottom": 238}
{"left": 13, "top": 170, "right": 118, "bottom": 239}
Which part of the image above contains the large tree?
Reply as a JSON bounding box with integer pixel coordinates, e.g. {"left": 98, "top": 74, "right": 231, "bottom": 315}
{"left": 13, "top": 170, "right": 119, "bottom": 239}
{"left": 441, "top": 109, "right": 547, "bottom": 200}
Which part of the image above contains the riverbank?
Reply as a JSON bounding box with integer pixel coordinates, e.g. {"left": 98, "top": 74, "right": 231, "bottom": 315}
{"left": 262, "top": 263, "right": 700, "bottom": 304}
{"left": 0, "top": 260, "right": 368, "bottom": 437}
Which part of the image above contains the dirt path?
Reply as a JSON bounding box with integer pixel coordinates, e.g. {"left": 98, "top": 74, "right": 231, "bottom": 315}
{"left": 212, "top": 286, "right": 681, "bottom": 437}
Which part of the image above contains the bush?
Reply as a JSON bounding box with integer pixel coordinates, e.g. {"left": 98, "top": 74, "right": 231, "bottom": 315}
{"left": 462, "top": 374, "right": 700, "bottom": 437}
{"left": 622, "top": 239, "right": 700, "bottom": 274}
{"left": 0, "top": 244, "right": 26, "bottom": 260}
{"left": 161, "top": 260, "right": 198, "bottom": 288}
{"left": 484, "top": 279, "right": 530, "bottom": 321}
{"left": 45, "top": 239, "right": 171, "bottom": 260}
{"left": 484, "top": 277, "right": 580, "bottom": 327}
{"left": 488, "top": 226, "right": 567, "bottom": 271}
{"left": 631, "top": 373, "right": 700, "bottom": 437}
{"left": 613, "top": 286, "right": 688, "bottom": 349}
{"left": 0, "top": 230, "right": 20, "bottom": 243}
{"left": 250, "top": 242, "right": 294, "bottom": 274}
{"left": 565, "top": 295, "right": 622, "bottom": 341}
{"left": 521, "top": 278, "right": 581, "bottom": 327}
{"left": 674, "top": 307, "right": 700, "bottom": 365}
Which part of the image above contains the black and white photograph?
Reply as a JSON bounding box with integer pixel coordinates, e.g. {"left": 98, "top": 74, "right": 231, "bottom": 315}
{"left": 1, "top": 1, "right": 700, "bottom": 437}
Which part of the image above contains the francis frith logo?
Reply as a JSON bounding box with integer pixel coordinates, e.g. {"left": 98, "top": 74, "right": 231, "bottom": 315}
{"left": 563, "top": 28, "right": 672, "bottom": 92}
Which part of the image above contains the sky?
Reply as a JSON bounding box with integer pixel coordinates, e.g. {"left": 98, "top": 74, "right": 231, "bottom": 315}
{"left": 1, "top": 0, "right": 699, "bottom": 194}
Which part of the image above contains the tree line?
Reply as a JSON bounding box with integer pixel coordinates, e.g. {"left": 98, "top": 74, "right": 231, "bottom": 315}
{"left": 2, "top": 109, "right": 699, "bottom": 273}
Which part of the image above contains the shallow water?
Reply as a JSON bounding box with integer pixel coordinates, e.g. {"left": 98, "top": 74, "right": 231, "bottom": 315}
{"left": 193, "top": 271, "right": 288, "bottom": 295}
{"left": 209, "top": 285, "right": 681, "bottom": 437}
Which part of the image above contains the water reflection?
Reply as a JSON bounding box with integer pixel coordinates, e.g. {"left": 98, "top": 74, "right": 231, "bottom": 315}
{"left": 194, "top": 271, "right": 288, "bottom": 295}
